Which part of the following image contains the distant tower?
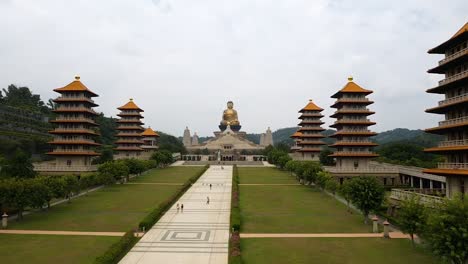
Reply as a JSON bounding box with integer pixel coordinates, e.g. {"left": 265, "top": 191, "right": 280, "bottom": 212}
{"left": 141, "top": 127, "right": 159, "bottom": 158}
{"left": 264, "top": 127, "right": 274, "bottom": 146}
{"left": 115, "top": 99, "right": 145, "bottom": 159}
{"left": 259, "top": 133, "right": 266, "bottom": 146}
{"left": 329, "top": 77, "right": 378, "bottom": 169}
{"left": 183, "top": 127, "right": 192, "bottom": 147}
{"left": 48, "top": 76, "right": 100, "bottom": 169}
{"left": 192, "top": 132, "right": 199, "bottom": 146}
{"left": 423, "top": 22, "right": 468, "bottom": 197}
{"left": 296, "top": 100, "right": 326, "bottom": 160}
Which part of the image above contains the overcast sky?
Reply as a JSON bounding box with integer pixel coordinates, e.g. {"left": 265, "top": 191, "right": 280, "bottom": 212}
{"left": 0, "top": 0, "right": 467, "bottom": 137}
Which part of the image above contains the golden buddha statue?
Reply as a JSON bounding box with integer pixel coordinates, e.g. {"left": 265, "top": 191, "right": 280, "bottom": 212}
{"left": 221, "top": 101, "right": 240, "bottom": 126}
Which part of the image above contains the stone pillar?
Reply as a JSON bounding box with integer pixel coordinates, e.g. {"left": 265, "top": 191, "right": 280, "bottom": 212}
{"left": 2, "top": 213, "right": 8, "bottom": 229}
{"left": 410, "top": 176, "right": 414, "bottom": 188}
{"left": 372, "top": 215, "right": 379, "bottom": 233}
{"left": 429, "top": 180, "right": 433, "bottom": 190}
{"left": 383, "top": 220, "right": 390, "bottom": 238}
{"left": 419, "top": 178, "right": 423, "bottom": 189}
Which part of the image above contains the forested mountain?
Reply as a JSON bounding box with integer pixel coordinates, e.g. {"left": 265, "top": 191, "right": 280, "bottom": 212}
{"left": 371, "top": 128, "right": 442, "bottom": 148}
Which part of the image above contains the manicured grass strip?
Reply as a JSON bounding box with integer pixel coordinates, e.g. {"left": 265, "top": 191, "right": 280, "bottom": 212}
{"left": 229, "top": 165, "right": 242, "bottom": 264}
{"left": 132, "top": 166, "right": 206, "bottom": 183}
{"left": 240, "top": 185, "right": 370, "bottom": 233}
{"left": 238, "top": 167, "right": 298, "bottom": 184}
{"left": 8, "top": 167, "right": 206, "bottom": 232}
{"left": 0, "top": 234, "right": 119, "bottom": 264}
{"left": 241, "top": 238, "right": 438, "bottom": 264}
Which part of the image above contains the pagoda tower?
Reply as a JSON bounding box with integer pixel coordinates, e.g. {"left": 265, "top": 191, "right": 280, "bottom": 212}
{"left": 48, "top": 76, "right": 100, "bottom": 169}
{"left": 114, "top": 99, "right": 145, "bottom": 159}
{"left": 329, "top": 77, "right": 378, "bottom": 170}
{"left": 192, "top": 132, "right": 199, "bottom": 146}
{"left": 264, "top": 127, "right": 274, "bottom": 146}
{"left": 296, "top": 100, "right": 326, "bottom": 160}
{"left": 290, "top": 130, "right": 303, "bottom": 152}
{"left": 141, "top": 127, "right": 159, "bottom": 158}
{"left": 423, "top": 22, "right": 468, "bottom": 197}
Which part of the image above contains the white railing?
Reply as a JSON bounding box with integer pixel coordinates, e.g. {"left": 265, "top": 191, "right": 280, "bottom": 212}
{"left": 437, "top": 162, "right": 468, "bottom": 169}
{"left": 439, "top": 48, "right": 468, "bottom": 65}
{"left": 337, "top": 129, "right": 371, "bottom": 133}
{"left": 438, "top": 93, "right": 468, "bottom": 106}
{"left": 52, "top": 118, "right": 96, "bottom": 123}
{"left": 55, "top": 96, "right": 95, "bottom": 103}
{"left": 332, "top": 151, "right": 376, "bottom": 155}
{"left": 337, "top": 107, "right": 370, "bottom": 111}
{"left": 338, "top": 97, "right": 370, "bottom": 102}
{"left": 324, "top": 166, "right": 397, "bottom": 173}
{"left": 55, "top": 107, "right": 98, "bottom": 114}
{"left": 438, "top": 139, "right": 468, "bottom": 147}
{"left": 50, "top": 128, "right": 97, "bottom": 134}
{"left": 335, "top": 119, "right": 371, "bottom": 123}
{"left": 335, "top": 140, "right": 374, "bottom": 144}
{"left": 34, "top": 164, "right": 98, "bottom": 172}
{"left": 50, "top": 139, "right": 96, "bottom": 144}
{"left": 439, "top": 71, "right": 468, "bottom": 86}
{"left": 439, "top": 116, "right": 468, "bottom": 127}
{"left": 390, "top": 189, "right": 443, "bottom": 207}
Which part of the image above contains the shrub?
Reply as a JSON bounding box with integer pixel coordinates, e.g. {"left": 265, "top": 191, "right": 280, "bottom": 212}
{"left": 94, "top": 230, "right": 138, "bottom": 264}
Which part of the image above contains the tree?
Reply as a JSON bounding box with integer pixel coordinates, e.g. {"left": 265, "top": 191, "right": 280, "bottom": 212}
{"left": 123, "top": 159, "right": 146, "bottom": 176}
{"left": 98, "top": 160, "right": 130, "bottom": 183}
{"left": 319, "top": 148, "right": 335, "bottom": 166}
{"left": 151, "top": 150, "right": 174, "bottom": 167}
{"left": 62, "top": 176, "right": 79, "bottom": 203}
{"left": 0, "top": 150, "right": 37, "bottom": 179}
{"left": 315, "top": 170, "right": 332, "bottom": 189}
{"left": 277, "top": 155, "right": 292, "bottom": 170}
{"left": 425, "top": 194, "right": 468, "bottom": 264}
{"left": 302, "top": 162, "right": 321, "bottom": 184}
{"left": 347, "top": 176, "right": 385, "bottom": 223}
{"left": 338, "top": 180, "right": 353, "bottom": 212}
{"left": 398, "top": 196, "right": 428, "bottom": 245}
{"left": 325, "top": 179, "right": 339, "bottom": 195}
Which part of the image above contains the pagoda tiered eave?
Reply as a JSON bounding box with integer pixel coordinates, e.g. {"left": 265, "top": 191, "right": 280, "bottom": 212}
{"left": 47, "top": 151, "right": 100, "bottom": 156}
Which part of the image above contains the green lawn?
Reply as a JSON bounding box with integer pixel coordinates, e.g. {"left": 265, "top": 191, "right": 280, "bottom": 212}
{"left": 9, "top": 166, "right": 203, "bottom": 231}
{"left": 238, "top": 168, "right": 369, "bottom": 233}
{"left": 238, "top": 167, "right": 298, "bottom": 184}
{"left": 241, "top": 238, "right": 440, "bottom": 264}
{"left": 0, "top": 234, "right": 119, "bottom": 264}
{"left": 132, "top": 166, "right": 205, "bottom": 183}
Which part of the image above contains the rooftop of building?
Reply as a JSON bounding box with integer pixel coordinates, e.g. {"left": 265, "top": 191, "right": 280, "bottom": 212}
{"left": 142, "top": 127, "right": 160, "bottom": 137}
{"left": 53, "top": 76, "right": 99, "bottom": 97}
{"left": 428, "top": 22, "right": 468, "bottom": 54}
{"left": 118, "top": 99, "right": 144, "bottom": 111}
{"left": 331, "top": 77, "right": 373, "bottom": 98}
{"left": 299, "top": 100, "right": 323, "bottom": 112}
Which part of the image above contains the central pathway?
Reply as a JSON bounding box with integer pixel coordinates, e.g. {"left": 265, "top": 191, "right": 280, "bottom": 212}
{"left": 120, "top": 165, "right": 233, "bottom": 264}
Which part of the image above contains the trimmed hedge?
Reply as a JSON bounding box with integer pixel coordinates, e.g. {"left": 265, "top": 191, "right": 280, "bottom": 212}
{"left": 138, "top": 165, "right": 209, "bottom": 231}
{"left": 229, "top": 165, "right": 243, "bottom": 264}
{"left": 93, "top": 230, "right": 138, "bottom": 264}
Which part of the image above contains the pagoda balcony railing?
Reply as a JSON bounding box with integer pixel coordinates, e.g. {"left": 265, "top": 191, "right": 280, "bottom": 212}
{"left": 335, "top": 140, "right": 374, "bottom": 144}
{"left": 51, "top": 139, "right": 96, "bottom": 143}
{"left": 438, "top": 116, "right": 468, "bottom": 127}
{"left": 439, "top": 70, "right": 468, "bottom": 86}
{"left": 52, "top": 148, "right": 94, "bottom": 152}
{"left": 439, "top": 48, "right": 468, "bottom": 65}
{"left": 52, "top": 118, "right": 96, "bottom": 123}
{"left": 335, "top": 118, "right": 371, "bottom": 123}
{"left": 337, "top": 129, "right": 371, "bottom": 133}
{"left": 437, "top": 162, "right": 468, "bottom": 170}
{"left": 389, "top": 189, "right": 443, "bottom": 207}
{"left": 55, "top": 107, "right": 98, "bottom": 114}
{"left": 34, "top": 164, "right": 98, "bottom": 172}
{"left": 333, "top": 151, "right": 375, "bottom": 155}
{"left": 337, "top": 97, "right": 370, "bottom": 102}
{"left": 55, "top": 96, "right": 95, "bottom": 103}
{"left": 324, "top": 166, "right": 396, "bottom": 173}
{"left": 337, "top": 107, "right": 370, "bottom": 111}
{"left": 438, "top": 93, "right": 468, "bottom": 106}
{"left": 51, "top": 128, "right": 98, "bottom": 134}
{"left": 438, "top": 139, "right": 468, "bottom": 147}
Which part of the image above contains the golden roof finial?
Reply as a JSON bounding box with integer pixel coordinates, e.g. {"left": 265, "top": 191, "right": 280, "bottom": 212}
{"left": 130, "top": 98, "right": 133, "bottom": 101}
{"left": 309, "top": 99, "right": 313, "bottom": 102}
{"left": 75, "top": 75, "right": 80, "bottom": 81}
{"left": 348, "top": 76, "right": 353, "bottom": 82}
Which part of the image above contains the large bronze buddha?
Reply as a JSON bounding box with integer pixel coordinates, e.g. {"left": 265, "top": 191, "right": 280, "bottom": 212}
{"left": 219, "top": 101, "right": 241, "bottom": 132}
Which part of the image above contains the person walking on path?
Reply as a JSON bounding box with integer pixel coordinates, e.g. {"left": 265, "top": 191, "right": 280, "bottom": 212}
{"left": 181, "top": 204, "right": 184, "bottom": 213}
{"left": 176, "top": 203, "right": 180, "bottom": 213}
{"left": 209, "top": 183, "right": 212, "bottom": 190}
{"left": 206, "top": 196, "right": 210, "bottom": 205}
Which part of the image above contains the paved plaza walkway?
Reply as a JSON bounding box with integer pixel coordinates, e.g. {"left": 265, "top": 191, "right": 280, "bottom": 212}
{"left": 119, "top": 165, "right": 232, "bottom": 264}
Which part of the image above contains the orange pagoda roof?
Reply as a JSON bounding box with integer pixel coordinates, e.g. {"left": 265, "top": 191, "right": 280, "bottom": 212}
{"left": 331, "top": 77, "right": 373, "bottom": 98}
{"left": 299, "top": 100, "right": 323, "bottom": 112}
{"left": 53, "top": 76, "right": 98, "bottom": 97}
{"left": 118, "top": 99, "right": 144, "bottom": 111}
{"left": 142, "top": 127, "right": 160, "bottom": 137}
{"left": 290, "top": 131, "right": 303, "bottom": 138}
{"left": 429, "top": 22, "right": 468, "bottom": 54}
